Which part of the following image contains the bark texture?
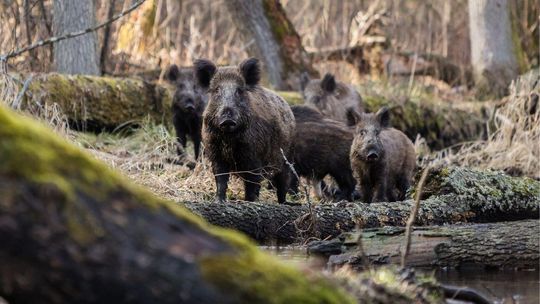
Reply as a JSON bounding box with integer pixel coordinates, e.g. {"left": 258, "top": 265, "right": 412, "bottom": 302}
{"left": 224, "top": 0, "right": 315, "bottom": 90}
{"left": 184, "top": 166, "right": 540, "bottom": 243}
{"left": 468, "top": 0, "right": 519, "bottom": 98}
{"left": 313, "top": 220, "right": 539, "bottom": 270}
{"left": 53, "top": 0, "right": 100, "bottom": 75}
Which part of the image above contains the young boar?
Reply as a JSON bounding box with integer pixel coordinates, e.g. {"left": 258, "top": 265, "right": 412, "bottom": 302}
{"left": 302, "top": 73, "right": 364, "bottom": 124}
{"left": 196, "top": 58, "right": 295, "bottom": 204}
{"left": 348, "top": 107, "right": 415, "bottom": 203}
{"left": 290, "top": 105, "right": 356, "bottom": 201}
{"left": 165, "top": 64, "right": 207, "bottom": 160}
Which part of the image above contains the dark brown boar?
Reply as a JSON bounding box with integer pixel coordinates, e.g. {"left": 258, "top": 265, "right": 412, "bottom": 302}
{"left": 195, "top": 58, "right": 295, "bottom": 204}
{"left": 290, "top": 105, "right": 356, "bottom": 201}
{"left": 302, "top": 73, "right": 364, "bottom": 123}
{"left": 348, "top": 107, "right": 416, "bottom": 203}
{"left": 165, "top": 64, "right": 207, "bottom": 160}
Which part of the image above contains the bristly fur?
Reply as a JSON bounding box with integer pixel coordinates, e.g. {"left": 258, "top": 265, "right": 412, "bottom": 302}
{"left": 349, "top": 107, "right": 416, "bottom": 203}
{"left": 291, "top": 105, "right": 356, "bottom": 201}
{"left": 166, "top": 65, "right": 207, "bottom": 160}
{"left": 201, "top": 58, "right": 296, "bottom": 204}
{"left": 303, "top": 73, "right": 364, "bottom": 124}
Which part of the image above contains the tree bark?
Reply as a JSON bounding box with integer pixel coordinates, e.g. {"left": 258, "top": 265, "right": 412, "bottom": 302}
{"left": 468, "top": 0, "right": 520, "bottom": 98}
{"left": 183, "top": 166, "right": 540, "bottom": 243}
{"left": 224, "top": 0, "right": 316, "bottom": 90}
{"left": 16, "top": 73, "right": 485, "bottom": 149}
{"left": 53, "top": 0, "right": 100, "bottom": 75}
{"left": 309, "top": 220, "right": 540, "bottom": 270}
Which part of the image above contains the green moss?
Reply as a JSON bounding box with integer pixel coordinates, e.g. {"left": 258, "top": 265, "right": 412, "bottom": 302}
{"left": 200, "top": 251, "right": 355, "bottom": 304}
{"left": 276, "top": 91, "right": 303, "bottom": 105}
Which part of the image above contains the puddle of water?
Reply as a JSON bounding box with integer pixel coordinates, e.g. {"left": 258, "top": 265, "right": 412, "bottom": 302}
{"left": 261, "top": 246, "right": 540, "bottom": 304}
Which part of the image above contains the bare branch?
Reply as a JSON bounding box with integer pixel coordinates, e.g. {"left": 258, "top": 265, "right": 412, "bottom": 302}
{"left": 0, "top": 0, "right": 146, "bottom": 62}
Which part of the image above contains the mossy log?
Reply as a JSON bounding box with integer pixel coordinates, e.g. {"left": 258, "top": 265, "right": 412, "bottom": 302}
{"left": 0, "top": 104, "right": 452, "bottom": 303}
{"left": 20, "top": 73, "right": 172, "bottom": 130}
{"left": 308, "top": 220, "right": 540, "bottom": 269}
{"left": 183, "top": 167, "right": 540, "bottom": 243}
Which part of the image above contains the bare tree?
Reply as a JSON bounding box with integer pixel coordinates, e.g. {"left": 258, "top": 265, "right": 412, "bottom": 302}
{"left": 224, "top": 0, "right": 316, "bottom": 90}
{"left": 468, "top": 0, "right": 519, "bottom": 98}
{"left": 53, "top": 0, "right": 100, "bottom": 75}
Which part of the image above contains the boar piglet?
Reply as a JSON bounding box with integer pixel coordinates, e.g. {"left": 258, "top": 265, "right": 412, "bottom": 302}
{"left": 348, "top": 107, "right": 415, "bottom": 203}
{"left": 302, "top": 73, "right": 364, "bottom": 124}
{"left": 196, "top": 58, "right": 296, "bottom": 204}
{"left": 290, "top": 105, "right": 356, "bottom": 201}
{"left": 165, "top": 64, "right": 207, "bottom": 160}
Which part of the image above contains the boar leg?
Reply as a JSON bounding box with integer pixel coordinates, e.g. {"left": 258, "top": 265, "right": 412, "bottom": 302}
{"left": 334, "top": 173, "right": 356, "bottom": 202}
{"left": 192, "top": 132, "right": 202, "bottom": 160}
{"left": 273, "top": 170, "right": 291, "bottom": 204}
{"left": 242, "top": 172, "right": 262, "bottom": 202}
{"left": 395, "top": 174, "right": 411, "bottom": 201}
{"left": 214, "top": 165, "right": 230, "bottom": 203}
{"left": 360, "top": 180, "right": 374, "bottom": 204}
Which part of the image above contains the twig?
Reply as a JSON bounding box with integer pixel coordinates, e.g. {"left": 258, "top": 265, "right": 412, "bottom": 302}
{"left": 280, "top": 148, "right": 317, "bottom": 241}
{"left": 0, "top": 0, "right": 146, "bottom": 62}
{"left": 12, "top": 75, "right": 33, "bottom": 110}
{"left": 401, "top": 165, "right": 431, "bottom": 267}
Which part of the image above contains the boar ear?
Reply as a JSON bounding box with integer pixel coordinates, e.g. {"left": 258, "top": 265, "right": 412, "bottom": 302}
{"left": 320, "top": 73, "right": 336, "bottom": 92}
{"left": 376, "top": 107, "right": 390, "bottom": 128}
{"left": 346, "top": 107, "right": 362, "bottom": 126}
{"left": 194, "top": 59, "right": 217, "bottom": 89}
{"left": 239, "top": 57, "right": 261, "bottom": 86}
{"left": 165, "top": 64, "right": 180, "bottom": 82}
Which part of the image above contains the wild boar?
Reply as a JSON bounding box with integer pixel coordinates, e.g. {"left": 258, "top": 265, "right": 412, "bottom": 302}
{"left": 196, "top": 58, "right": 295, "bottom": 204}
{"left": 165, "top": 64, "right": 207, "bottom": 160}
{"left": 290, "top": 105, "right": 356, "bottom": 201}
{"left": 302, "top": 73, "right": 364, "bottom": 124}
{"left": 348, "top": 107, "right": 416, "bottom": 203}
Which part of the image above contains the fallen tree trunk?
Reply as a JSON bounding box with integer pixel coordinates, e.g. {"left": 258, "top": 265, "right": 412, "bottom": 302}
{"left": 308, "top": 220, "right": 539, "bottom": 269}
{"left": 9, "top": 73, "right": 484, "bottom": 149}
{"left": 183, "top": 166, "right": 540, "bottom": 243}
{"left": 0, "top": 104, "right": 377, "bottom": 303}
{"left": 19, "top": 73, "right": 173, "bottom": 130}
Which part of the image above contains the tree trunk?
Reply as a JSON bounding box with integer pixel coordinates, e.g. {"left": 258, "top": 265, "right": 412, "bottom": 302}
{"left": 0, "top": 103, "right": 452, "bottom": 304}
{"left": 468, "top": 0, "right": 519, "bottom": 98}
{"left": 224, "top": 0, "right": 316, "bottom": 90}
{"left": 183, "top": 166, "right": 540, "bottom": 243}
{"left": 53, "top": 0, "right": 100, "bottom": 75}
{"left": 16, "top": 73, "right": 485, "bottom": 149}
{"left": 309, "top": 220, "right": 540, "bottom": 270}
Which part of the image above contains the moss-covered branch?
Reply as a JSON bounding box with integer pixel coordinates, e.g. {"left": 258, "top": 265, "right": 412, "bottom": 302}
{"left": 184, "top": 166, "right": 539, "bottom": 243}
{"left": 309, "top": 220, "right": 540, "bottom": 269}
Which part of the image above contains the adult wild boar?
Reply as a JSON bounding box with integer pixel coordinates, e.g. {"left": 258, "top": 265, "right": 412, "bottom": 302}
{"left": 290, "top": 105, "right": 356, "bottom": 201}
{"left": 348, "top": 107, "right": 415, "bottom": 203}
{"left": 196, "top": 58, "right": 295, "bottom": 204}
{"left": 165, "top": 64, "right": 207, "bottom": 160}
{"left": 302, "top": 73, "right": 364, "bottom": 123}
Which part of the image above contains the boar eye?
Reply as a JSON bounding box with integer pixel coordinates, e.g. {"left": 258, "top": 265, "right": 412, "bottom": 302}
{"left": 235, "top": 87, "right": 244, "bottom": 96}
{"left": 359, "top": 130, "right": 367, "bottom": 136}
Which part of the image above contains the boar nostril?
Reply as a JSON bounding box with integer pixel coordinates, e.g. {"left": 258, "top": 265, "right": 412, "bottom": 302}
{"left": 367, "top": 151, "right": 379, "bottom": 161}
{"left": 220, "top": 119, "right": 237, "bottom": 128}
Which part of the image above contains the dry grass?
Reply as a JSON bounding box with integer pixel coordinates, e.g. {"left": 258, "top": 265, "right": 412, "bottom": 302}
{"left": 431, "top": 71, "right": 540, "bottom": 179}
{"left": 71, "top": 122, "right": 311, "bottom": 203}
